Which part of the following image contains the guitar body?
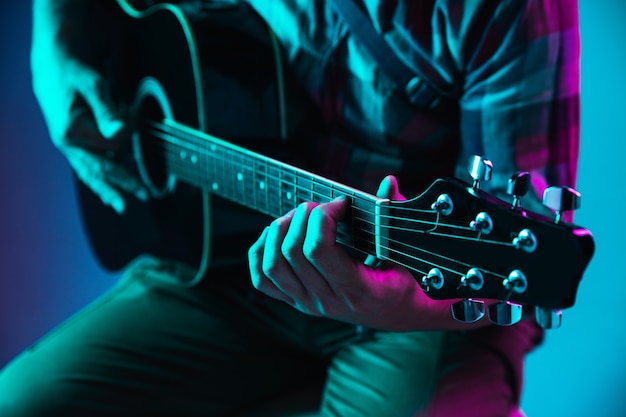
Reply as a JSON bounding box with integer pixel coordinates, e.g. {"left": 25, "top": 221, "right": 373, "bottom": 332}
{"left": 78, "top": 0, "right": 307, "bottom": 271}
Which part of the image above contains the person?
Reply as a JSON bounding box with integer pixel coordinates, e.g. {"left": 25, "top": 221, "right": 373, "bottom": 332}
{"left": 0, "top": 0, "right": 581, "bottom": 416}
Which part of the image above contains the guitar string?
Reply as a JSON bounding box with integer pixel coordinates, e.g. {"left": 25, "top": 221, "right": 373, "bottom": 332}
{"left": 140, "top": 123, "right": 519, "bottom": 284}
{"left": 145, "top": 124, "right": 477, "bottom": 227}
{"left": 146, "top": 124, "right": 518, "bottom": 239}
{"left": 345, "top": 225, "right": 511, "bottom": 281}
{"left": 147, "top": 125, "right": 513, "bottom": 238}
{"left": 146, "top": 125, "right": 519, "bottom": 261}
{"left": 147, "top": 129, "right": 518, "bottom": 286}
{"left": 146, "top": 126, "right": 421, "bottom": 208}
{"left": 149, "top": 132, "right": 491, "bottom": 236}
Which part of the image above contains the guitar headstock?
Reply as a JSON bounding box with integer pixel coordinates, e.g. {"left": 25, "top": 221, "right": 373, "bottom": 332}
{"left": 383, "top": 156, "right": 595, "bottom": 329}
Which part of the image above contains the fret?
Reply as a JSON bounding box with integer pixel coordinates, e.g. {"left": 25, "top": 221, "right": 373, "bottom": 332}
{"left": 221, "top": 145, "right": 232, "bottom": 198}
{"left": 280, "top": 168, "right": 297, "bottom": 213}
{"left": 223, "top": 148, "right": 232, "bottom": 199}
{"left": 210, "top": 144, "right": 223, "bottom": 194}
{"left": 225, "top": 148, "right": 239, "bottom": 201}
{"left": 240, "top": 152, "right": 254, "bottom": 209}
{"left": 312, "top": 180, "right": 333, "bottom": 204}
{"left": 207, "top": 143, "right": 219, "bottom": 193}
{"left": 204, "top": 142, "right": 212, "bottom": 192}
{"left": 249, "top": 156, "right": 257, "bottom": 210}
{"left": 215, "top": 145, "right": 232, "bottom": 199}
{"left": 267, "top": 162, "right": 282, "bottom": 217}
{"left": 197, "top": 146, "right": 208, "bottom": 190}
{"left": 352, "top": 193, "right": 378, "bottom": 254}
{"left": 295, "top": 172, "right": 312, "bottom": 205}
{"left": 234, "top": 151, "right": 246, "bottom": 206}
{"left": 253, "top": 158, "right": 269, "bottom": 214}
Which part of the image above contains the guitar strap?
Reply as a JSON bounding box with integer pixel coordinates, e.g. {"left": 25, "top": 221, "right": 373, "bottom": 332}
{"left": 328, "top": 0, "right": 443, "bottom": 109}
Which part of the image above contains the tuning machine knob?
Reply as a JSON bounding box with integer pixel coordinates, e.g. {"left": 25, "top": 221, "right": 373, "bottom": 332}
{"left": 431, "top": 194, "right": 453, "bottom": 216}
{"left": 487, "top": 270, "right": 527, "bottom": 326}
{"left": 503, "top": 270, "right": 528, "bottom": 294}
{"left": 507, "top": 171, "right": 530, "bottom": 209}
{"left": 451, "top": 268, "right": 486, "bottom": 323}
{"left": 542, "top": 186, "right": 581, "bottom": 223}
{"left": 452, "top": 299, "right": 485, "bottom": 323}
{"left": 535, "top": 306, "right": 562, "bottom": 329}
{"left": 421, "top": 268, "right": 444, "bottom": 292}
{"left": 460, "top": 268, "right": 484, "bottom": 291}
{"left": 512, "top": 229, "right": 537, "bottom": 253}
{"left": 468, "top": 155, "right": 493, "bottom": 190}
{"left": 470, "top": 212, "right": 493, "bottom": 234}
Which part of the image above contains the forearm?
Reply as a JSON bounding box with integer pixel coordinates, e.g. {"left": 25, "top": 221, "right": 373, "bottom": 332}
{"left": 32, "top": 0, "right": 91, "bottom": 44}
{"left": 32, "top": 0, "right": 120, "bottom": 62}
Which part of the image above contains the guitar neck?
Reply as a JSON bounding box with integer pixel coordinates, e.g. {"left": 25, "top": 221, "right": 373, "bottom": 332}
{"left": 138, "top": 119, "right": 596, "bottom": 313}
{"left": 148, "top": 119, "right": 386, "bottom": 256}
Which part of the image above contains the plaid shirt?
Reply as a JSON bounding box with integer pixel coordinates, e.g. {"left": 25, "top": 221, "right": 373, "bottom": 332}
{"left": 247, "top": 0, "right": 581, "bottom": 404}
{"left": 248, "top": 0, "right": 580, "bottom": 215}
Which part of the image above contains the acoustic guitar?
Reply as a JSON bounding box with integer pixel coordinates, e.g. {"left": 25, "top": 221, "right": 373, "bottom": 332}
{"left": 76, "top": 0, "right": 595, "bottom": 328}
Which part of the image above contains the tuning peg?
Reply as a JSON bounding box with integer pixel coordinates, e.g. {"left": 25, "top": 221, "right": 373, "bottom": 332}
{"left": 503, "top": 270, "right": 528, "bottom": 294}
{"left": 421, "top": 268, "right": 444, "bottom": 292}
{"left": 451, "top": 299, "right": 485, "bottom": 323}
{"left": 512, "top": 229, "right": 537, "bottom": 253}
{"left": 460, "top": 268, "right": 484, "bottom": 291}
{"left": 467, "top": 155, "right": 493, "bottom": 190}
{"left": 431, "top": 194, "right": 453, "bottom": 216}
{"left": 542, "top": 186, "right": 581, "bottom": 223}
{"left": 469, "top": 212, "right": 493, "bottom": 234}
{"left": 507, "top": 171, "right": 530, "bottom": 209}
{"left": 488, "top": 301, "right": 523, "bottom": 326}
{"left": 535, "top": 306, "right": 562, "bottom": 329}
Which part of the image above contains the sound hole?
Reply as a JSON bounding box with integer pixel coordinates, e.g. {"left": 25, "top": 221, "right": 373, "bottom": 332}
{"left": 132, "top": 77, "right": 176, "bottom": 198}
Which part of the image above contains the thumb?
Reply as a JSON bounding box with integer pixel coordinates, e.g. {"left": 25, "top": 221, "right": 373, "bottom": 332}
{"left": 364, "top": 175, "right": 406, "bottom": 269}
{"left": 376, "top": 175, "right": 406, "bottom": 201}
{"left": 78, "top": 69, "right": 126, "bottom": 140}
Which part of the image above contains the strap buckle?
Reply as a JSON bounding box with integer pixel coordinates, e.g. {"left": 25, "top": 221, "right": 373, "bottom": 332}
{"left": 405, "top": 76, "right": 441, "bottom": 109}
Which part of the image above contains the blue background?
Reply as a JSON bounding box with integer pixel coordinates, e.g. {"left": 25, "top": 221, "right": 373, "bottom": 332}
{"left": 1, "top": 2, "right": 624, "bottom": 415}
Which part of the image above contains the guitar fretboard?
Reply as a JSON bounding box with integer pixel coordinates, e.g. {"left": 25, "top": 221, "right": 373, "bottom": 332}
{"left": 147, "top": 119, "right": 385, "bottom": 255}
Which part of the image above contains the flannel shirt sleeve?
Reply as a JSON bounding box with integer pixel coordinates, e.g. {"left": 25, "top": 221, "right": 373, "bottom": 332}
{"left": 456, "top": 0, "right": 581, "bottom": 219}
